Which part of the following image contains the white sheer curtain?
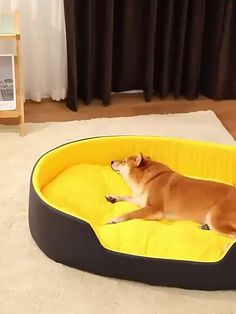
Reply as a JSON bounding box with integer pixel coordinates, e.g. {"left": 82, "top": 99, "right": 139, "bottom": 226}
{"left": 0, "top": 0, "right": 67, "bottom": 101}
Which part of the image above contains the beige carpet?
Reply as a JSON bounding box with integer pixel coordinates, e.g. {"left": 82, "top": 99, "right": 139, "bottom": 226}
{"left": 1, "top": 111, "right": 236, "bottom": 314}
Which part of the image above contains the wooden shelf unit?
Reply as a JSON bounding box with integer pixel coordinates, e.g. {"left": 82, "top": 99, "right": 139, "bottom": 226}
{"left": 0, "top": 11, "right": 26, "bottom": 136}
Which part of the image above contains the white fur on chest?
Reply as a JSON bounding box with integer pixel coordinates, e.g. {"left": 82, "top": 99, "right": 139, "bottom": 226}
{"left": 127, "top": 178, "right": 147, "bottom": 207}
{"left": 132, "top": 193, "right": 147, "bottom": 207}
{"left": 121, "top": 165, "right": 147, "bottom": 207}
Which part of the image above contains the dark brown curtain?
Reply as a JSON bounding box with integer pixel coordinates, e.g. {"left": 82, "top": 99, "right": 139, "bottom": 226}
{"left": 64, "top": 0, "right": 236, "bottom": 111}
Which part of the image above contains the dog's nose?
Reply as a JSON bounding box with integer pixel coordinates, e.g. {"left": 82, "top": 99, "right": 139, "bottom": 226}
{"left": 111, "top": 161, "right": 114, "bottom": 165}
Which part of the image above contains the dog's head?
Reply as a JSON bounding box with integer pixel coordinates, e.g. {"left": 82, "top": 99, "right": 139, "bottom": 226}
{"left": 111, "top": 153, "right": 150, "bottom": 179}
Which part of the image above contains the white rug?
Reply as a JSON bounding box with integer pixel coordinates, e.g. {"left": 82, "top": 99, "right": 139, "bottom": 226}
{"left": 0, "top": 111, "right": 236, "bottom": 314}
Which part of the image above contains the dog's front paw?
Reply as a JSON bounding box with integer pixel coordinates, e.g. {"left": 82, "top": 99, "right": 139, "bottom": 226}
{"left": 200, "top": 224, "right": 210, "bottom": 230}
{"left": 107, "top": 217, "right": 123, "bottom": 225}
{"left": 105, "top": 195, "right": 118, "bottom": 204}
{"left": 107, "top": 219, "right": 118, "bottom": 225}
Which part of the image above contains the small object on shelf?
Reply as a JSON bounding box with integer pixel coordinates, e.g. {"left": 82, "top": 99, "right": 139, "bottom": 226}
{"left": 0, "top": 11, "right": 26, "bottom": 136}
{"left": 0, "top": 54, "right": 16, "bottom": 111}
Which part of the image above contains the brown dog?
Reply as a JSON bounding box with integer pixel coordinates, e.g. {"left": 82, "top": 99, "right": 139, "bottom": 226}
{"left": 105, "top": 153, "right": 236, "bottom": 237}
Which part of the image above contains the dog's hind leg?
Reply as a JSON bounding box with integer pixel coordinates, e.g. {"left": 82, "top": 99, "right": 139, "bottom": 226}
{"left": 107, "top": 206, "right": 163, "bottom": 224}
{"left": 208, "top": 204, "right": 236, "bottom": 237}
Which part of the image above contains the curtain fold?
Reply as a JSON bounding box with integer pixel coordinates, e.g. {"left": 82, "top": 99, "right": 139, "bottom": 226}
{"left": 64, "top": 0, "right": 78, "bottom": 110}
{"left": 64, "top": 0, "right": 236, "bottom": 110}
{"left": 200, "top": 0, "right": 236, "bottom": 99}
{"left": 65, "top": 0, "right": 114, "bottom": 110}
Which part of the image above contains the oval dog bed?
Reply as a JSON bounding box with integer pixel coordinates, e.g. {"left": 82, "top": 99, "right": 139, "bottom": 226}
{"left": 29, "top": 136, "right": 236, "bottom": 290}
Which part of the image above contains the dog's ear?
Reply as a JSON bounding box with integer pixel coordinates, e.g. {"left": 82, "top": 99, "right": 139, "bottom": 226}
{"left": 136, "top": 153, "right": 145, "bottom": 167}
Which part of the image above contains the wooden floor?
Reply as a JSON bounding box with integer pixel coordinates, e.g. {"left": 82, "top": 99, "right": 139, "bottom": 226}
{"left": 3, "top": 93, "right": 236, "bottom": 139}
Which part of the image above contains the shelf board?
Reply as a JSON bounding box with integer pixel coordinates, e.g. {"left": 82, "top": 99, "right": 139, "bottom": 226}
{"left": 0, "top": 33, "right": 18, "bottom": 39}
{"left": 0, "top": 11, "right": 26, "bottom": 136}
{"left": 0, "top": 110, "right": 19, "bottom": 118}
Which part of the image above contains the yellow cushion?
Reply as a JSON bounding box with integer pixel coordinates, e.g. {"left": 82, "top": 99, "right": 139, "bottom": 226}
{"left": 33, "top": 136, "right": 236, "bottom": 263}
